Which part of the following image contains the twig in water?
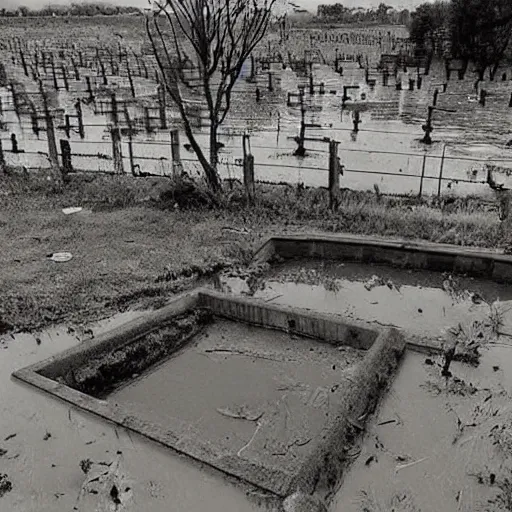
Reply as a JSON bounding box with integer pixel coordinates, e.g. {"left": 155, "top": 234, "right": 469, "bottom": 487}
{"left": 395, "top": 456, "right": 428, "bottom": 473}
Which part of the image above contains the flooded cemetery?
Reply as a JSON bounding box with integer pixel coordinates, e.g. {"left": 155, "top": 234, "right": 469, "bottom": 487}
{"left": 2, "top": 3, "right": 512, "bottom": 512}
{"left": 1, "top": 15, "right": 512, "bottom": 196}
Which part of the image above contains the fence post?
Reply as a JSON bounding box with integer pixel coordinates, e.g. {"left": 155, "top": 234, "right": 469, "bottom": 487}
{"left": 50, "top": 54, "right": 58, "bottom": 90}
{"left": 127, "top": 62, "right": 135, "bottom": 98}
{"left": 60, "top": 139, "right": 72, "bottom": 178}
{"left": 71, "top": 57, "right": 80, "bottom": 80}
{"left": 110, "top": 93, "right": 123, "bottom": 174}
{"left": 144, "top": 107, "right": 151, "bottom": 133}
{"left": 10, "top": 133, "right": 20, "bottom": 154}
{"left": 242, "top": 133, "right": 255, "bottom": 204}
{"left": 170, "top": 129, "right": 183, "bottom": 176}
{"left": 75, "top": 100, "right": 85, "bottom": 139}
{"left": 11, "top": 83, "right": 19, "bottom": 117}
{"left": 328, "top": 140, "right": 340, "bottom": 211}
{"left": 31, "top": 109, "right": 39, "bottom": 135}
{"left": 61, "top": 65, "right": 69, "bottom": 91}
{"left": 418, "top": 152, "right": 427, "bottom": 197}
{"left": 20, "top": 48, "right": 28, "bottom": 76}
{"left": 437, "top": 144, "right": 446, "bottom": 197}
{"left": 0, "top": 138, "right": 5, "bottom": 172}
{"left": 124, "top": 107, "right": 137, "bottom": 176}
{"left": 86, "top": 76, "right": 94, "bottom": 103}
{"left": 158, "top": 84, "right": 167, "bottom": 129}
{"left": 39, "top": 81, "right": 59, "bottom": 171}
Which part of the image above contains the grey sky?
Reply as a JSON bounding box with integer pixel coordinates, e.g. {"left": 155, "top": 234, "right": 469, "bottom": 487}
{"left": 5, "top": 0, "right": 430, "bottom": 10}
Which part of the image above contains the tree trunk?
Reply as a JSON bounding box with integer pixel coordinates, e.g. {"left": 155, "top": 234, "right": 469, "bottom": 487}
{"left": 490, "top": 62, "right": 499, "bottom": 81}
{"left": 209, "top": 122, "right": 219, "bottom": 178}
{"left": 181, "top": 113, "right": 222, "bottom": 192}
{"left": 477, "top": 68, "right": 485, "bottom": 81}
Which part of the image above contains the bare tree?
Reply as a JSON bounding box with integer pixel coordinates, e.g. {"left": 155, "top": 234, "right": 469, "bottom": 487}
{"left": 146, "top": 0, "right": 282, "bottom": 192}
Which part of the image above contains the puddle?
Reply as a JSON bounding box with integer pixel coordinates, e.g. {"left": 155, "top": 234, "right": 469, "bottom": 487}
{"left": 110, "top": 319, "right": 366, "bottom": 475}
{"left": 217, "top": 260, "right": 512, "bottom": 345}
{"left": 2, "top": 311, "right": 273, "bottom": 512}
{"left": 331, "top": 346, "right": 512, "bottom": 512}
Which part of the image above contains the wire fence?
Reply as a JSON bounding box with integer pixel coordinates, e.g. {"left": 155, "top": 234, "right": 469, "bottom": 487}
{"left": 1, "top": 124, "right": 508, "bottom": 199}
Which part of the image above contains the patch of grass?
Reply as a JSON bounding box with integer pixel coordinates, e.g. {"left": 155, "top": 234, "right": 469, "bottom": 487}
{"left": 0, "top": 170, "right": 509, "bottom": 332}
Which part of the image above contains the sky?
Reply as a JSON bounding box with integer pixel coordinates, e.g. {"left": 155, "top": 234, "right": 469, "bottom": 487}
{"left": 4, "top": 0, "right": 431, "bottom": 11}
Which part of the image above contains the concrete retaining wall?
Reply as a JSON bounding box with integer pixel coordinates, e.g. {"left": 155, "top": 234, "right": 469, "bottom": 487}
{"left": 258, "top": 234, "right": 512, "bottom": 283}
{"left": 199, "top": 290, "right": 378, "bottom": 350}
{"left": 35, "top": 291, "right": 200, "bottom": 380}
{"left": 292, "top": 327, "right": 406, "bottom": 499}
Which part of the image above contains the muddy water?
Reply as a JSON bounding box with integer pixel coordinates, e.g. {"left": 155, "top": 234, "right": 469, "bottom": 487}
{"left": 218, "top": 260, "right": 512, "bottom": 346}
{"left": 1, "top": 312, "right": 275, "bottom": 512}
{"left": 218, "top": 259, "right": 512, "bottom": 511}
{"left": 110, "top": 320, "right": 365, "bottom": 475}
{"left": 331, "top": 346, "right": 512, "bottom": 512}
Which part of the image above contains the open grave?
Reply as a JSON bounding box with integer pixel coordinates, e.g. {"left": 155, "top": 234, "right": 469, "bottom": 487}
{"left": 12, "top": 288, "right": 405, "bottom": 506}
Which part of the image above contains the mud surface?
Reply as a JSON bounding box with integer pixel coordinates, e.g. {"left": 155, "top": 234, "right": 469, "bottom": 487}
{"left": 110, "top": 320, "right": 366, "bottom": 489}
{"left": 332, "top": 346, "right": 512, "bottom": 512}
{"left": 2, "top": 313, "right": 277, "bottom": 512}
{"left": 217, "top": 260, "right": 512, "bottom": 347}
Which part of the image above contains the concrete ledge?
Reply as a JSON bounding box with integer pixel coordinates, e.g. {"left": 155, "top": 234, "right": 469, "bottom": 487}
{"left": 292, "top": 327, "right": 406, "bottom": 498}
{"left": 259, "top": 234, "right": 512, "bottom": 283}
{"left": 198, "top": 290, "right": 378, "bottom": 350}
{"left": 33, "top": 291, "right": 201, "bottom": 380}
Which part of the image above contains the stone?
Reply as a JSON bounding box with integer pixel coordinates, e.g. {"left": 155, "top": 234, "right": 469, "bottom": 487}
{"left": 282, "top": 492, "right": 328, "bottom": 512}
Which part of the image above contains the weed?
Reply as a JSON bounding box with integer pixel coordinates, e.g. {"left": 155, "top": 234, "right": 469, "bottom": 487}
{"left": 79, "top": 459, "right": 93, "bottom": 474}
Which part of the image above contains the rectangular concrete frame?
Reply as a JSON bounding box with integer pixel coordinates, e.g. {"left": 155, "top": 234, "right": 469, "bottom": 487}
{"left": 254, "top": 233, "right": 512, "bottom": 283}
{"left": 12, "top": 289, "right": 405, "bottom": 498}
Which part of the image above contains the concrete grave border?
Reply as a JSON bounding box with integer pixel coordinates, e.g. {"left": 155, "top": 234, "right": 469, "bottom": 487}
{"left": 253, "top": 233, "right": 512, "bottom": 283}
{"left": 12, "top": 289, "right": 405, "bottom": 500}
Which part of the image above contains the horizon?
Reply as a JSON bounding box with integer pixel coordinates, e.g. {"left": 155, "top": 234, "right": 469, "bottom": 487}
{"left": 2, "top": 0, "right": 432, "bottom": 12}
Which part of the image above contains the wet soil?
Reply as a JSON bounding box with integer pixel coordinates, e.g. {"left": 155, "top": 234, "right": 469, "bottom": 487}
{"left": 331, "top": 346, "right": 512, "bottom": 512}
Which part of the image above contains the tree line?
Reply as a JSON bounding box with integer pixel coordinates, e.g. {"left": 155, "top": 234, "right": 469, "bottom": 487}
{"left": 410, "top": 0, "right": 512, "bottom": 80}
{"left": 316, "top": 3, "right": 411, "bottom": 26}
{"left": 0, "top": 3, "right": 142, "bottom": 17}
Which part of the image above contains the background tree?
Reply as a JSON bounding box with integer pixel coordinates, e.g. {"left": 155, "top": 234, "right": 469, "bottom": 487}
{"left": 450, "top": 0, "right": 512, "bottom": 80}
{"left": 146, "top": 0, "right": 282, "bottom": 192}
{"left": 409, "top": 1, "right": 449, "bottom": 73}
